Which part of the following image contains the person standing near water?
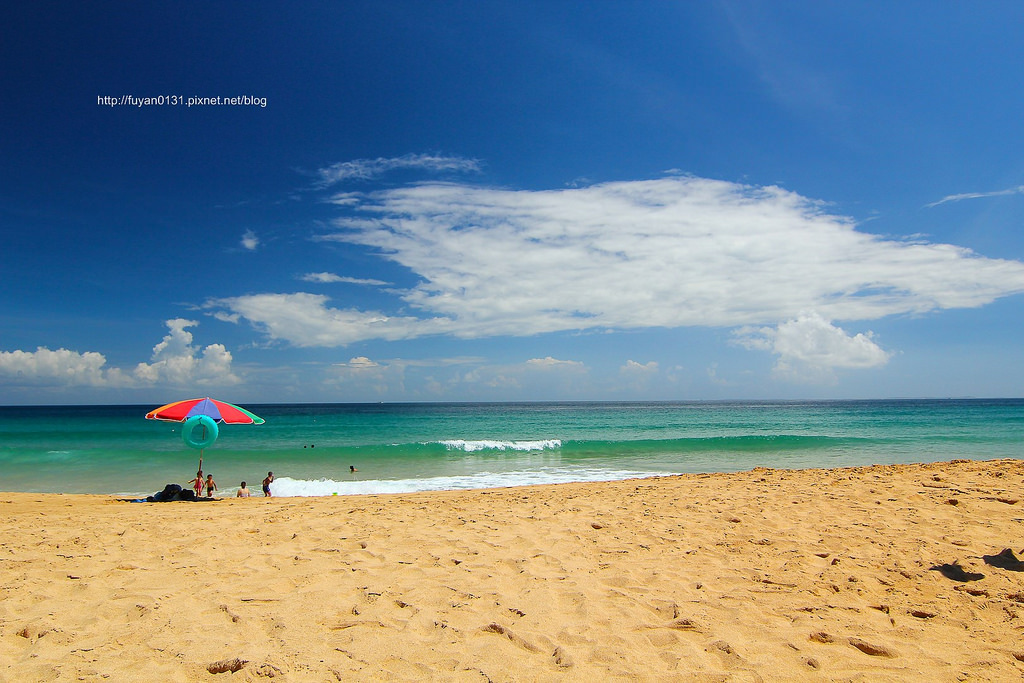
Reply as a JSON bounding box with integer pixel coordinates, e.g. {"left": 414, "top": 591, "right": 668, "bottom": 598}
{"left": 237, "top": 481, "right": 251, "bottom": 497}
{"left": 189, "top": 471, "right": 203, "bottom": 499}
{"left": 262, "top": 471, "right": 274, "bottom": 497}
{"left": 205, "top": 474, "right": 217, "bottom": 498}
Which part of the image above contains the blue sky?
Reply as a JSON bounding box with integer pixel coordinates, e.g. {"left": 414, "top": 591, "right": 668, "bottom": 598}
{"left": 3, "top": 1, "right": 1024, "bottom": 404}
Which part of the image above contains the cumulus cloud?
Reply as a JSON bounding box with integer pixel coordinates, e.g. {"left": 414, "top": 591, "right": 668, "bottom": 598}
{"left": 316, "top": 153, "right": 482, "bottom": 186}
{"left": 0, "top": 319, "right": 238, "bottom": 388}
{"left": 300, "top": 272, "right": 390, "bottom": 286}
{"left": 618, "top": 359, "right": 660, "bottom": 393}
{"left": 133, "top": 318, "right": 239, "bottom": 386}
{"left": 208, "top": 175, "right": 1024, "bottom": 374}
{"left": 621, "top": 360, "right": 659, "bottom": 374}
{"left": 241, "top": 230, "right": 260, "bottom": 250}
{"left": 733, "top": 312, "right": 891, "bottom": 383}
{"left": 0, "top": 347, "right": 109, "bottom": 386}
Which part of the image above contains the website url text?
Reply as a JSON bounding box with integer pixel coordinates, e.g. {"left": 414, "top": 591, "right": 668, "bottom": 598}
{"left": 97, "top": 95, "right": 267, "bottom": 108}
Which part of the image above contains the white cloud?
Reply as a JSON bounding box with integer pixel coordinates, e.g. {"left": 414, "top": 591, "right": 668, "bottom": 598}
{"left": 326, "top": 192, "right": 362, "bottom": 206}
{"left": 326, "top": 355, "right": 407, "bottom": 397}
{"left": 207, "top": 292, "right": 452, "bottom": 346}
{"left": 0, "top": 347, "right": 109, "bottom": 386}
{"left": 209, "top": 175, "right": 1024, "bottom": 354}
{"left": 526, "top": 356, "right": 584, "bottom": 369}
{"left": 618, "top": 360, "right": 660, "bottom": 393}
{"left": 241, "top": 230, "right": 260, "bottom": 250}
{"left": 621, "top": 359, "right": 659, "bottom": 374}
{"left": 0, "top": 319, "right": 238, "bottom": 389}
{"left": 733, "top": 312, "right": 891, "bottom": 384}
{"left": 316, "top": 153, "right": 481, "bottom": 186}
{"left": 211, "top": 311, "right": 241, "bottom": 324}
{"left": 927, "top": 185, "right": 1024, "bottom": 208}
{"left": 341, "top": 356, "right": 379, "bottom": 368}
{"left": 134, "top": 318, "right": 239, "bottom": 386}
{"left": 300, "top": 272, "right": 390, "bottom": 286}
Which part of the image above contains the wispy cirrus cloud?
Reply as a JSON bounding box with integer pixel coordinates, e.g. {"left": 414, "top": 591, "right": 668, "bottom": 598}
{"left": 299, "top": 272, "right": 390, "bottom": 286}
{"left": 927, "top": 185, "right": 1024, "bottom": 208}
{"left": 340, "top": 356, "right": 378, "bottom": 368}
{"left": 207, "top": 174, "right": 1024, "bottom": 378}
{"left": 315, "top": 153, "right": 482, "bottom": 187}
{"left": 207, "top": 292, "right": 452, "bottom": 347}
{"left": 526, "top": 356, "right": 584, "bottom": 369}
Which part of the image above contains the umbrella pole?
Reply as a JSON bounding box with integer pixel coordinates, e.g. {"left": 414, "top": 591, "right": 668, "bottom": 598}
{"left": 198, "top": 422, "right": 206, "bottom": 473}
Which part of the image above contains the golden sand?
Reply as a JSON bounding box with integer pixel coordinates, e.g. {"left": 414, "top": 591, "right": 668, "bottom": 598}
{"left": 2, "top": 459, "right": 1024, "bottom": 681}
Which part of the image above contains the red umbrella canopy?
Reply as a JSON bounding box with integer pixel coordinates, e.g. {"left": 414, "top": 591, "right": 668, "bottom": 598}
{"left": 145, "top": 397, "right": 265, "bottom": 425}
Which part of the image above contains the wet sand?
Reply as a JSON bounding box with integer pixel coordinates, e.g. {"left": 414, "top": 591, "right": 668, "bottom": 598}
{"left": 2, "top": 458, "right": 1024, "bottom": 681}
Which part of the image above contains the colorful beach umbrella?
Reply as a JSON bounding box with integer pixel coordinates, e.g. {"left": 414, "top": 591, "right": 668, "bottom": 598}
{"left": 146, "top": 397, "right": 265, "bottom": 474}
{"left": 145, "top": 397, "right": 265, "bottom": 425}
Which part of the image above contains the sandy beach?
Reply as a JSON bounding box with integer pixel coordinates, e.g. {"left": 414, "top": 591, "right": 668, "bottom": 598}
{"left": 3, "top": 459, "right": 1024, "bottom": 681}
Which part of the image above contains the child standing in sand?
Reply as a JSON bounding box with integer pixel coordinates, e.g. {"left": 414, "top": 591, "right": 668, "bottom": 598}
{"left": 262, "top": 471, "right": 274, "bottom": 497}
{"left": 205, "top": 474, "right": 217, "bottom": 498}
{"left": 189, "top": 471, "right": 203, "bottom": 499}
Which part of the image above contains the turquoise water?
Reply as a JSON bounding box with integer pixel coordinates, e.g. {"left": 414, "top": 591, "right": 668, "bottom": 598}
{"left": 1, "top": 400, "right": 1021, "bottom": 497}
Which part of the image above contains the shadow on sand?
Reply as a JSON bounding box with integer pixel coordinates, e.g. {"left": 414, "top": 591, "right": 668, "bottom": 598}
{"left": 982, "top": 548, "right": 1024, "bottom": 571}
{"left": 929, "top": 562, "right": 984, "bottom": 582}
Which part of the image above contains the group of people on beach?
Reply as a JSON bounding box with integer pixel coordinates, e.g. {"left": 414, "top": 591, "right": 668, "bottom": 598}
{"left": 188, "top": 471, "right": 218, "bottom": 498}
{"left": 183, "top": 466, "right": 358, "bottom": 499}
{"left": 189, "top": 470, "right": 274, "bottom": 498}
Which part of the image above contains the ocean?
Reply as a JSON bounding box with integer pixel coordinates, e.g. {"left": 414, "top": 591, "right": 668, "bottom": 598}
{"left": 1, "top": 400, "right": 1021, "bottom": 497}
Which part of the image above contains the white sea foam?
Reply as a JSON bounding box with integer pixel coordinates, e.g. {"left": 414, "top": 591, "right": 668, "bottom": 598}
{"left": 438, "top": 439, "right": 562, "bottom": 452}
{"left": 268, "top": 467, "right": 666, "bottom": 497}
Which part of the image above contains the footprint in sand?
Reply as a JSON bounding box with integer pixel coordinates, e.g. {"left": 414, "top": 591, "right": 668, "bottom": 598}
{"left": 849, "top": 637, "right": 897, "bottom": 658}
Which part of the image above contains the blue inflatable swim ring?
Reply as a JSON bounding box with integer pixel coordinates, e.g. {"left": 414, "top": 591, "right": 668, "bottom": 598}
{"left": 182, "top": 415, "right": 219, "bottom": 450}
